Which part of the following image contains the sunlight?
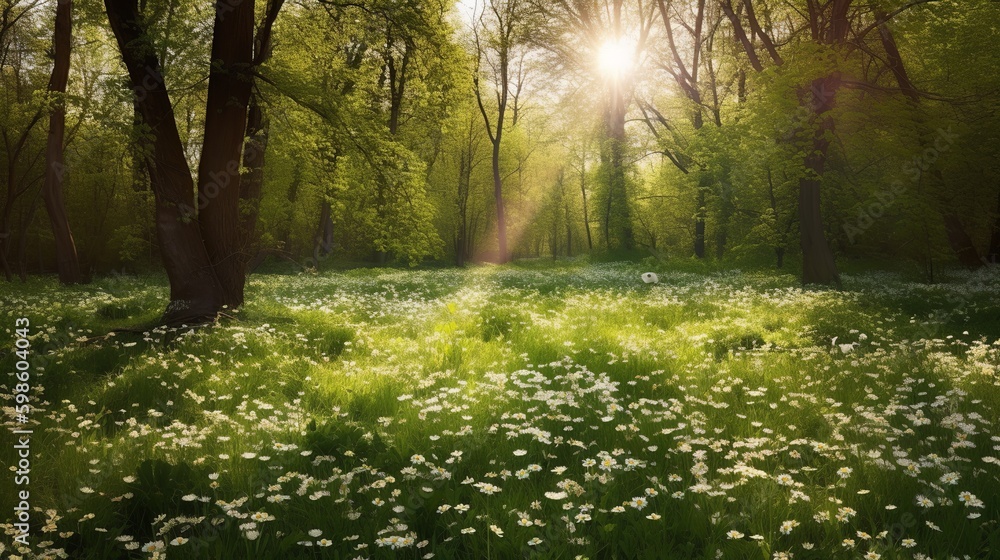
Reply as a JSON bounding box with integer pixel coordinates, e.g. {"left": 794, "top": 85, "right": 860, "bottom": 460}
{"left": 597, "top": 38, "right": 635, "bottom": 80}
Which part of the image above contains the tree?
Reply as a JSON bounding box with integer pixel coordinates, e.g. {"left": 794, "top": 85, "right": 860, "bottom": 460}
{"left": 0, "top": 0, "right": 47, "bottom": 281}
{"left": 531, "top": 0, "right": 658, "bottom": 252}
{"left": 40, "top": 0, "right": 81, "bottom": 285}
{"left": 653, "top": 0, "right": 712, "bottom": 258}
{"left": 105, "top": 0, "right": 282, "bottom": 323}
{"left": 873, "top": 10, "right": 983, "bottom": 270}
{"left": 724, "top": 0, "right": 844, "bottom": 286}
{"left": 472, "top": 0, "right": 530, "bottom": 263}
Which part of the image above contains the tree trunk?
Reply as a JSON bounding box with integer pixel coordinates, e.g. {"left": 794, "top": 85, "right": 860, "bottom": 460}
{"left": 604, "top": 86, "right": 634, "bottom": 251}
{"left": 565, "top": 202, "right": 573, "bottom": 257}
{"left": 106, "top": 0, "right": 224, "bottom": 324}
{"left": 40, "top": 0, "right": 81, "bottom": 285}
{"left": 799, "top": 175, "right": 840, "bottom": 286}
{"left": 601, "top": 2, "right": 635, "bottom": 252}
{"left": 580, "top": 161, "right": 593, "bottom": 251}
{"left": 195, "top": 0, "right": 255, "bottom": 309}
{"left": 795, "top": 0, "right": 850, "bottom": 287}
{"left": 720, "top": 0, "right": 764, "bottom": 71}
{"left": 725, "top": 0, "right": 846, "bottom": 284}
{"left": 238, "top": 99, "right": 268, "bottom": 271}
{"left": 313, "top": 199, "right": 335, "bottom": 268}
{"left": 798, "top": 75, "right": 842, "bottom": 287}
{"left": 492, "top": 136, "right": 508, "bottom": 262}
{"left": 237, "top": 0, "right": 282, "bottom": 277}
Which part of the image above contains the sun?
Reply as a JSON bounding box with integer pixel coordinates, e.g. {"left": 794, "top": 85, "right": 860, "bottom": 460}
{"left": 597, "top": 38, "right": 635, "bottom": 80}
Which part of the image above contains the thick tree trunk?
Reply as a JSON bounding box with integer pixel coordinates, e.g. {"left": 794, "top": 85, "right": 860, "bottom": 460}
{"left": 794, "top": 0, "right": 851, "bottom": 286}
{"left": 723, "top": 0, "right": 846, "bottom": 285}
{"left": 799, "top": 175, "right": 840, "bottom": 286}
{"left": 798, "top": 75, "right": 842, "bottom": 287}
{"left": 41, "top": 0, "right": 81, "bottom": 285}
{"left": 588, "top": 0, "right": 634, "bottom": 253}
{"left": 106, "top": 0, "right": 223, "bottom": 323}
{"left": 603, "top": 84, "right": 635, "bottom": 251}
{"left": 196, "top": 0, "right": 255, "bottom": 309}
{"left": 313, "top": 199, "right": 335, "bottom": 268}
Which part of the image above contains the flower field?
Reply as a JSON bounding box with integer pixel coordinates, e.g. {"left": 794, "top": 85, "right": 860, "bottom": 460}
{"left": 2, "top": 263, "right": 999, "bottom": 559}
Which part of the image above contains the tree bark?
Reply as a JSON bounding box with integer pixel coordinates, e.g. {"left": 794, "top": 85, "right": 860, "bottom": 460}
{"left": 720, "top": 0, "right": 763, "bottom": 72}
{"left": 195, "top": 0, "right": 256, "bottom": 309}
{"left": 313, "top": 199, "right": 335, "bottom": 268}
{"left": 580, "top": 171, "right": 593, "bottom": 252}
{"left": 798, "top": 74, "right": 842, "bottom": 287}
{"left": 794, "top": 0, "right": 851, "bottom": 286}
{"left": 602, "top": 0, "right": 635, "bottom": 251}
{"left": 603, "top": 106, "right": 635, "bottom": 251}
{"left": 40, "top": 0, "right": 81, "bottom": 285}
{"left": 106, "top": 0, "right": 224, "bottom": 323}
{"left": 455, "top": 122, "right": 474, "bottom": 266}
{"left": 237, "top": 0, "right": 283, "bottom": 279}
{"left": 239, "top": 99, "right": 268, "bottom": 270}
{"left": 741, "top": 0, "right": 782, "bottom": 65}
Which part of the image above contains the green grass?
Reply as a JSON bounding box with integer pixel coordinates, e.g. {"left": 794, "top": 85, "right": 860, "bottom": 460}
{"left": 1, "top": 263, "right": 999, "bottom": 559}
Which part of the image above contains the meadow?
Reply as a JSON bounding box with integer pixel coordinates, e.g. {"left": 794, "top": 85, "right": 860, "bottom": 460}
{"left": 1, "top": 262, "right": 999, "bottom": 559}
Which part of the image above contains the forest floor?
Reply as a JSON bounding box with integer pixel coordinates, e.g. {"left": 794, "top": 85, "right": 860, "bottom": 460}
{"left": 2, "top": 263, "right": 1000, "bottom": 559}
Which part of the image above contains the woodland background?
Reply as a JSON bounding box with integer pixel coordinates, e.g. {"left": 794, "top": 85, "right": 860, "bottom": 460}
{"left": 1, "top": 0, "right": 998, "bottom": 297}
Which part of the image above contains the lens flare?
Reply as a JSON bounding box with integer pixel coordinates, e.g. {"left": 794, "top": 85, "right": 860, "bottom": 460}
{"left": 598, "top": 39, "right": 634, "bottom": 79}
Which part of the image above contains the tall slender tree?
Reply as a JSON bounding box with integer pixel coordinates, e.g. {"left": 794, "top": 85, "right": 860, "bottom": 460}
{"left": 472, "top": 0, "right": 529, "bottom": 263}
{"left": 40, "top": 0, "right": 81, "bottom": 285}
